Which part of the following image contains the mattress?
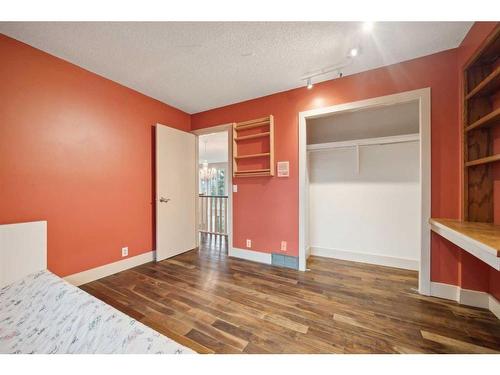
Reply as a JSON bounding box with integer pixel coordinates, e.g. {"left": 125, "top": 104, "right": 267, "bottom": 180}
{"left": 0, "top": 270, "right": 194, "bottom": 354}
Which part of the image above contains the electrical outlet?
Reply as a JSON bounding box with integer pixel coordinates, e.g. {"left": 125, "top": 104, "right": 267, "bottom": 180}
{"left": 280, "top": 241, "right": 287, "bottom": 252}
{"left": 121, "top": 247, "right": 128, "bottom": 257}
{"left": 246, "top": 239, "right": 251, "bottom": 248}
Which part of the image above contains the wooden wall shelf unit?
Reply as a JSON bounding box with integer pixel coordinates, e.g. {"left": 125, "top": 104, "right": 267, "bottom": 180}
{"left": 233, "top": 115, "right": 275, "bottom": 177}
{"left": 463, "top": 26, "right": 500, "bottom": 223}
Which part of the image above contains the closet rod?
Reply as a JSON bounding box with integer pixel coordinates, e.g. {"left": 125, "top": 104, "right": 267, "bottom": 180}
{"left": 307, "top": 133, "right": 419, "bottom": 152}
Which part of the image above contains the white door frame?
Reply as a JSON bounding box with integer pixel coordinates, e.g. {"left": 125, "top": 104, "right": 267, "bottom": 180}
{"left": 192, "top": 124, "right": 233, "bottom": 250}
{"left": 298, "top": 88, "right": 431, "bottom": 295}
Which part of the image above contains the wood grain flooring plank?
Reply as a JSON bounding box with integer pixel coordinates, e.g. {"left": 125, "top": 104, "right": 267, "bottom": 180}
{"left": 81, "top": 233, "right": 500, "bottom": 354}
{"left": 421, "top": 330, "right": 499, "bottom": 354}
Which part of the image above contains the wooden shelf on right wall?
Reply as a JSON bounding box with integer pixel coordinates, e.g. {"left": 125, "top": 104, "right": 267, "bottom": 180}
{"left": 463, "top": 25, "right": 500, "bottom": 223}
{"left": 465, "top": 65, "right": 500, "bottom": 100}
{"left": 465, "top": 154, "right": 500, "bottom": 167}
{"left": 465, "top": 107, "right": 500, "bottom": 132}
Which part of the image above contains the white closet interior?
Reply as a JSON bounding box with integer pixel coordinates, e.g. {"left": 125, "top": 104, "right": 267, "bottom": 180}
{"left": 306, "top": 101, "right": 420, "bottom": 270}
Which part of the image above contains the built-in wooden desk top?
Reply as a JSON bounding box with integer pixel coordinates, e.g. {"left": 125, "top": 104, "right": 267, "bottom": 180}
{"left": 430, "top": 218, "right": 500, "bottom": 270}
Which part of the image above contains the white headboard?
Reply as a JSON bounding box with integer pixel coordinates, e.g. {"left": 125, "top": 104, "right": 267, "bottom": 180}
{"left": 0, "top": 221, "right": 47, "bottom": 288}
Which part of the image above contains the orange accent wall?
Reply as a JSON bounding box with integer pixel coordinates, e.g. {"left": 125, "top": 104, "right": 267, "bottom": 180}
{"left": 0, "top": 34, "right": 191, "bottom": 277}
{"left": 192, "top": 49, "right": 461, "bottom": 260}
{"left": 192, "top": 22, "right": 500, "bottom": 299}
{"left": 1, "top": 24, "right": 499, "bottom": 298}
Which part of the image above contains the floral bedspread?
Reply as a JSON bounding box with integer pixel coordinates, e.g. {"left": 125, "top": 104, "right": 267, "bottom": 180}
{"left": 0, "top": 270, "right": 194, "bottom": 354}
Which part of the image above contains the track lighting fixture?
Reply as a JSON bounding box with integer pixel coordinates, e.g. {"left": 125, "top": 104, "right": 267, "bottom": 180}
{"left": 301, "top": 23, "right": 371, "bottom": 87}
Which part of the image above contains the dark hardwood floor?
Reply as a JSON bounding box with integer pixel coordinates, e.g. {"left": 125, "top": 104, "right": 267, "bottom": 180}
{"left": 80, "top": 234, "right": 500, "bottom": 353}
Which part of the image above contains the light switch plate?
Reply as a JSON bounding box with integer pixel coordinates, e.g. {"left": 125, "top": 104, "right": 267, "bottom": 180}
{"left": 233, "top": 184, "right": 238, "bottom": 193}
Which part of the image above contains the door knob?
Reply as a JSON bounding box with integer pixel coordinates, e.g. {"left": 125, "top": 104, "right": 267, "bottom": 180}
{"left": 159, "top": 197, "right": 171, "bottom": 203}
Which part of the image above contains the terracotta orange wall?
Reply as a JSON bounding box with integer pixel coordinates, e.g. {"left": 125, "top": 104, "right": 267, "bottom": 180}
{"left": 192, "top": 22, "right": 500, "bottom": 300}
{"left": 0, "top": 34, "right": 191, "bottom": 277}
{"left": 456, "top": 22, "right": 499, "bottom": 300}
{"left": 192, "top": 48, "right": 461, "bottom": 260}
{"left": 2, "top": 24, "right": 498, "bottom": 298}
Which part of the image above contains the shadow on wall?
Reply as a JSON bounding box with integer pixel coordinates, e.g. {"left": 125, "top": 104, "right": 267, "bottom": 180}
{"left": 308, "top": 142, "right": 420, "bottom": 184}
{"left": 308, "top": 140, "right": 421, "bottom": 262}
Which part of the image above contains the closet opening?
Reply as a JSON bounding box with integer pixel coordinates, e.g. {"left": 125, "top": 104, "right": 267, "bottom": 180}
{"left": 298, "top": 89, "right": 431, "bottom": 295}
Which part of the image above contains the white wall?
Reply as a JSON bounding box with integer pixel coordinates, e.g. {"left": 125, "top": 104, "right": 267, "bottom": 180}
{"left": 308, "top": 141, "right": 420, "bottom": 270}
{"left": 307, "top": 101, "right": 419, "bottom": 144}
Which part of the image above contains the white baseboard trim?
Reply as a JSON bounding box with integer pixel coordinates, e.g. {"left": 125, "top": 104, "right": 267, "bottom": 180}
{"left": 64, "top": 251, "right": 156, "bottom": 286}
{"left": 430, "top": 282, "right": 499, "bottom": 319}
{"left": 459, "top": 288, "right": 490, "bottom": 309}
{"left": 429, "top": 281, "right": 459, "bottom": 301}
{"left": 310, "top": 246, "right": 419, "bottom": 271}
{"left": 229, "top": 247, "right": 272, "bottom": 265}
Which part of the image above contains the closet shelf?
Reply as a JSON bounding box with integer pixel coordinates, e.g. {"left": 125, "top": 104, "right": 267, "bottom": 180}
{"left": 234, "top": 152, "right": 271, "bottom": 160}
{"left": 429, "top": 218, "right": 500, "bottom": 270}
{"left": 465, "top": 65, "right": 500, "bottom": 100}
{"left": 465, "top": 107, "right": 500, "bottom": 132}
{"left": 307, "top": 133, "right": 419, "bottom": 151}
{"left": 465, "top": 154, "right": 500, "bottom": 167}
{"left": 235, "top": 132, "right": 270, "bottom": 141}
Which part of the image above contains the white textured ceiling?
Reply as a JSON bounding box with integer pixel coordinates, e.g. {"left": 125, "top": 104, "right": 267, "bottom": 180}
{"left": 0, "top": 22, "right": 472, "bottom": 113}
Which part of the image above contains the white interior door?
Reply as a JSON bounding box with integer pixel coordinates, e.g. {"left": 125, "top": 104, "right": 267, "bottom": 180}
{"left": 156, "top": 124, "right": 197, "bottom": 261}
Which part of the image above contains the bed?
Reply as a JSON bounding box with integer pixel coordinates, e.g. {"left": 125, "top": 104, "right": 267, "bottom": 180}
{"left": 0, "top": 221, "right": 194, "bottom": 354}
